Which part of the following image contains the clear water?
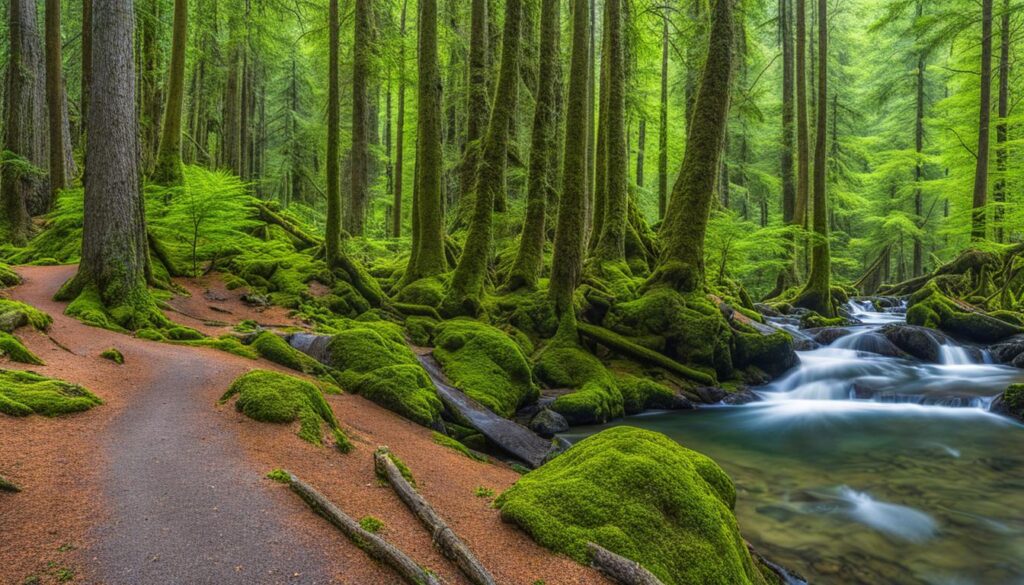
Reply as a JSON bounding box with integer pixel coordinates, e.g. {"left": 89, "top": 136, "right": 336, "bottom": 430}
{"left": 567, "top": 302, "right": 1024, "bottom": 585}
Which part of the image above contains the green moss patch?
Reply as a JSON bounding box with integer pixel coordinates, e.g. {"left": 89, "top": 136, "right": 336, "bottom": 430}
{"left": 535, "top": 330, "right": 624, "bottom": 425}
{"left": 496, "top": 427, "right": 771, "bottom": 585}
{"left": 432, "top": 431, "right": 488, "bottom": 462}
{"left": 219, "top": 369, "right": 349, "bottom": 448}
{"left": 613, "top": 373, "right": 677, "bottom": 414}
{"left": 353, "top": 364, "right": 443, "bottom": 427}
{"left": 252, "top": 331, "right": 324, "bottom": 374}
{"left": 359, "top": 516, "right": 385, "bottom": 533}
{"left": 907, "top": 280, "right": 1023, "bottom": 343}
{"left": 0, "top": 263, "right": 20, "bottom": 287}
{"left": 100, "top": 348, "right": 125, "bottom": 365}
{"left": 0, "top": 369, "right": 103, "bottom": 417}
{"left": 0, "top": 332, "right": 43, "bottom": 365}
{"left": 266, "top": 468, "right": 292, "bottom": 483}
{"left": 433, "top": 319, "right": 537, "bottom": 417}
{"left": 0, "top": 473, "right": 20, "bottom": 492}
{"left": 0, "top": 299, "right": 52, "bottom": 333}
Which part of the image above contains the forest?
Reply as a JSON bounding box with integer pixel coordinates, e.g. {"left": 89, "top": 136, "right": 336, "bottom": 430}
{"left": 1, "top": 0, "right": 1024, "bottom": 583}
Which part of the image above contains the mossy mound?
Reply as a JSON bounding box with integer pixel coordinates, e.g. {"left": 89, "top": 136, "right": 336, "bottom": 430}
{"left": 604, "top": 287, "right": 733, "bottom": 380}
{"left": 0, "top": 263, "right": 20, "bottom": 287}
{"left": 60, "top": 283, "right": 171, "bottom": 333}
{"left": 395, "top": 276, "right": 447, "bottom": 308}
{"left": 0, "top": 332, "right": 43, "bottom": 364}
{"left": 907, "top": 280, "right": 1023, "bottom": 343}
{"left": 496, "top": 427, "right": 771, "bottom": 585}
{"left": 219, "top": 369, "right": 349, "bottom": 448}
{"left": 354, "top": 364, "right": 444, "bottom": 427}
{"left": 535, "top": 331, "right": 624, "bottom": 425}
{"left": 252, "top": 331, "right": 324, "bottom": 374}
{"left": 613, "top": 373, "right": 677, "bottom": 414}
{"left": 432, "top": 431, "right": 488, "bottom": 462}
{"left": 992, "top": 383, "right": 1024, "bottom": 422}
{"left": 0, "top": 369, "right": 103, "bottom": 417}
{"left": 100, "top": 348, "right": 125, "bottom": 364}
{"left": 433, "top": 319, "right": 537, "bottom": 417}
{"left": 487, "top": 285, "right": 560, "bottom": 340}
{"left": 0, "top": 299, "right": 52, "bottom": 333}
{"left": 733, "top": 328, "right": 797, "bottom": 378}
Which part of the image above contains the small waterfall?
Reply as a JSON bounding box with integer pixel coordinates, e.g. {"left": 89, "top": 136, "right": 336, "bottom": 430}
{"left": 939, "top": 344, "right": 975, "bottom": 365}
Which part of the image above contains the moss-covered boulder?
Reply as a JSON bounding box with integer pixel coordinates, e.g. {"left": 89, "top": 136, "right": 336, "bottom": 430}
{"left": 219, "top": 369, "right": 350, "bottom": 449}
{"left": 395, "top": 276, "right": 446, "bottom": 308}
{"left": 0, "top": 263, "right": 20, "bottom": 288}
{"left": 535, "top": 333, "right": 624, "bottom": 425}
{"left": 907, "top": 281, "right": 1022, "bottom": 343}
{"left": 733, "top": 328, "right": 797, "bottom": 378}
{"left": 354, "top": 364, "right": 444, "bottom": 428}
{"left": 613, "top": 373, "right": 679, "bottom": 414}
{"left": 0, "top": 370, "right": 103, "bottom": 417}
{"left": 0, "top": 299, "right": 52, "bottom": 333}
{"left": 252, "top": 331, "right": 324, "bottom": 374}
{"left": 433, "top": 319, "right": 538, "bottom": 417}
{"left": 991, "top": 384, "right": 1024, "bottom": 423}
{"left": 496, "top": 427, "right": 772, "bottom": 585}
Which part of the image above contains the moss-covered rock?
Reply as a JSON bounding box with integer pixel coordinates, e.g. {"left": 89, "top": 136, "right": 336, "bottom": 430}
{"left": 613, "top": 373, "right": 677, "bottom": 414}
{"left": 326, "top": 321, "right": 418, "bottom": 373}
{"left": 352, "top": 364, "right": 444, "bottom": 428}
{"left": 0, "top": 263, "right": 20, "bottom": 288}
{"left": 100, "top": 348, "right": 125, "bottom": 365}
{"left": 496, "top": 427, "right": 771, "bottom": 585}
{"left": 488, "top": 286, "right": 559, "bottom": 341}
{"left": 405, "top": 316, "right": 437, "bottom": 347}
{"left": 219, "top": 369, "right": 349, "bottom": 448}
{"left": 733, "top": 328, "right": 797, "bottom": 378}
{"left": 0, "top": 299, "right": 52, "bottom": 333}
{"left": 395, "top": 276, "right": 447, "bottom": 308}
{"left": 535, "top": 332, "right": 624, "bottom": 425}
{"left": 907, "top": 280, "right": 1023, "bottom": 343}
{"left": 252, "top": 331, "right": 324, "bottom": 374}
{"left": 991, "top": 383, "right": 1024, "bottom": 423}
{"left": 0, "top": 369, "right": 103, "bottom": 416}
{"left": 433, "top": 319, "right": 538, "bottom": 417}
{"left": 432, "top": 431, "right": 488, "bottom": 462}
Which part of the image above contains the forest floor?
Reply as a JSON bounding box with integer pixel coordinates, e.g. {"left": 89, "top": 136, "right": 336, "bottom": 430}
{"left": 0, "top": 264, "right": 605, "bottom": 585}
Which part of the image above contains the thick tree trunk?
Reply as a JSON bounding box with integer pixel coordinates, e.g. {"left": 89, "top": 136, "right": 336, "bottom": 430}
{"left": 459, "top": 0, "right": 490, "bottom": 218}
{"left": 81, "top": 0, "right": 92, "bottom": 144}
{"left": 794, "top": 0, "right": 809, "bottom": 228}
{"left": 443, "top": 0, "right": 522, "bottom": 315}
{"left": 591, "top": 11, "right": 610, "bottom": 248}
{"left": 636, "top": 118, "right": 646, "bottom": 188}
{"left": 658, "top": 13, "right": 669, "bottom": 220}
{"left": 139, "top": 0, "right": 163, "bottom": 171}
{"left": 781, "top": 0, "right": 795, "bottom": 227}
{"left": 508, "top": 0, "right": 560, "bottom": 291}
{"left": 796, "top": 0, "right": 832, "bottom": 316}
{"left": 348, "top": 0, "right": 371, "bottom": 236}
{"left": 653, "top": 0, "right": 733, "bottom": 293}
{"left": 549, "top": 0, "right": 591, "bottom": 316}
{"left": 402, "top": 0, "right": 447, "bottom": 283}
{"left": 326, "top": 0, "right": 342, "bottom": 265}
{"left": 2, "top": 0, "right": 48, "bottom": 245}
{"left": 223, "top": 46, "right": 242, "bottom": 174}
{"left": 592, "top": 0, "right": 628, "bottom": 264}
{"left": 152, "top": 0, "right": 188, "bottom": 185}
{"left": 45, "top": 0, "right": 66, "bottom": 201}
{"left": 392, "top": 0, "right": 408, "bottom": 238}
{"left": 994, "top": 0, "right": 1010, "bottom": 243}
{"left": 972, "top": 0, "right": 993, "bottom": 241}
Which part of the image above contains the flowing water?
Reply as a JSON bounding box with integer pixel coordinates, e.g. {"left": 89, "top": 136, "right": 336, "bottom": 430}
{"left": 567, "top": 301, "right": 1024, "bottom": 585}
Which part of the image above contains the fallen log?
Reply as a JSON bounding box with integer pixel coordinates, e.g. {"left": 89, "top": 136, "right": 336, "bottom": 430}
{"left": 254, "top": 202, "right": 321, "bottom": 249}
{"left": 374, "top": 447, "right": 496, "bottom": 585}
{"left": 587, "top": 543, "right": 664, "bottom": 585}
{"left": 576, "top": 323, "right": 716, "bottom": 386}
{"left": 284, "top": 471, "right": 444, "bottom": 585}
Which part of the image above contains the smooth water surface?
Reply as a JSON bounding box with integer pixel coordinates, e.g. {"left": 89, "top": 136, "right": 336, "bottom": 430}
{"left": 567, "top": 302, "right": 1024, "bottom": 585}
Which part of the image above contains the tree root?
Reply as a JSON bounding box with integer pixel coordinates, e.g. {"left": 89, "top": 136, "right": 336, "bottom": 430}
{"left": 576, "top": 323, "right": 716, "bottom": 386}
{"left": 282, "top": 470, "right": 444, "bottom": 585}
{"left": 587, "top": 543, "right": 664, "bottom": 585}
{"left": 374, "top": 447, "right": 496, "bottom": 585}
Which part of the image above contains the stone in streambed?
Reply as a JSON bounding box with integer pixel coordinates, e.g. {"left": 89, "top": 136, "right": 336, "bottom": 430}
{"left": 991, "top": 384, "right": 1024, "bottom": 423}
{"left": 529, "top": 409, "right": 569, "bottom": 438}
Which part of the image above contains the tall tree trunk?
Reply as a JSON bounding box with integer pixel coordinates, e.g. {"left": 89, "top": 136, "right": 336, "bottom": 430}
{"left": 508, "top": 0, "right": 560, "bottom": 291}
{"left": 592, "top": 0, "right": 628, "bottom": 264}
{"left": 972, "top": 0, "right": 993, "bottom": 241}
{"left": 223, "top": 46, "right": 242, "bottom": 174}
{"left": 994, "top": 0, "right": 1010, "bottom": 243}
{"left": 794, "top": 0, "right": 809, "bottom": 229}
{"left": 139, "top": 0, "right": 162, "bottom": 171}
{"left": 45, "top": 0, "right": 66, "bottom": 201}
{"left": 58, "top": 0, "right": 164, "bottom": 330}
{"left": 658, "top": 12, "right": 669, "bottom": 219}
{"left": 326, "top": 0, "right": 342, "bottom": 265}
{"left": 153, "top": 0, "right": 188, "bottom": 185}
{"left": 781, "top": 0, "right": 795, "bottom": 225}
{"left": 453, "top": 0, "right": 490, "bottom": 228}
{"left": 585, "top": 0, "right": 597, "bottom": 242}
{"left": 591, "top": 9, "right": 610, "bottom": 248}
{"left": 684, "top": 0, "right": 707, "bottom": 128}
{"left": 403, "top": 0, "right": 447, "bottom": 282}
{"left": 654, "top": 0, "right": 734, "bottom": 293}
{"left": 912, "top": 1, "right": 926, "bottom": 276}
{"left": 2, "top": 0, "right": 48, "bottom": 245}
{"left": 550, "top": 0, "right": 591, "bottom": 317}
{"left": 444, "top": 0, "right": 522, "bottom": 316}
{"left": 797, "top": 0, "right": 832, "bottom": 316}
{"left": 348, "top": 0, "right": 370, "bottom": 236}
{"left": 392, "top": 0, "right": 409, "bottom": 239}
{"left": 636, "top": 118, "right": 646, "bottom": 188}
{"left": 81, "top": 0, "right": 92, "bottom": 146}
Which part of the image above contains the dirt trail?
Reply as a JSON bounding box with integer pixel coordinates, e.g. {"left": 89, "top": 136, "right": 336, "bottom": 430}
{"left": 1, "top": 265, "right": 606, "bottom": 585}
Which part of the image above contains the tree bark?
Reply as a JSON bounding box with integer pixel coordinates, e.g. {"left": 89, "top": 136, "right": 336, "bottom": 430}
{"left": 326, "top": 0, "right": 342, "bottom": 265}
{"left": 994, "top": 0, "right": 1010, "bottom": 243}
{"left": 508, "top": 0, "right": 560, "bottom": 291}
{"left": 794, "top": 0, "right": 809, "bottom": 228}
{"left": 81, "top": 0, "right": 92, "bottom": 145}
{"left": 972, "top": 0, "right": 993, "bottom": 241}
{"left": 45, "top": 0, "right": 66, "bottom": 201}
{"left": 653, "top": 0, "right": 734, "bottom": 293}
{"left": 549, "top": 0, "right": 591, "bottom": 316}
{"left": 658, "top": 13, "right": 669, "bottom": 220}
{"left": 459, "top": 0, "right": 490, "bottom": 219}
{"left": 153, "top": 0, "right": 189, "bottom": 185}
{"left": 912, "top": 0, "right": 926, "bottom": 276}
{"left": 443, "top": 0, "right": 522, "bottom": 315}
{"left": 780, "top": 0, "right": 795, "bottom": 227}
{"left": 348, "top": 0, "right": 371, "bottom": 236}
{"left": 392, "top": 0, "right": 409, "bottom": 238}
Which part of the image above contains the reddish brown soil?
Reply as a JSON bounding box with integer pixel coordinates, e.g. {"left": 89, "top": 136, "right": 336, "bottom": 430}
{"left": 0, "top": 264, "right": 606, "bottom": 585}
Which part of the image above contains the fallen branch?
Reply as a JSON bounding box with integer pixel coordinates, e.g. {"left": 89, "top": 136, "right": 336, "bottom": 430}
{"left": 576, "top": 323, "right": 716, "bottom": 386}
{"left": 374, "top": 447, "right": 496, "bottom": 585}
{"left": 284, "top": 471, "right": 444, "bottom": 585}
{"left": 255, "top": 203, "right": 321, "bottom": 249}
{"left": 587, "top": 543, "right": 664, "bottom": 585}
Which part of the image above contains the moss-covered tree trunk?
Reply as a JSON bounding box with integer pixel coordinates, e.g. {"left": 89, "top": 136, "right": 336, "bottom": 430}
{"left": 773, "top": 0, "right": 798, "bottom": 294}
{"left": 795, "top": 0, "right": 832, "bottom": 316}
{"left": 912, "top": 1, "right": 925, "bottom": 276}
{"left": 994, "top": 0, "right": 1010, "bottom": 243}
{"left": 652, "top": 0, "right": 733, "bottom": 293}
{"left": 591, "top": 0, "right": 629, "bottom": 265}
{"left": 443, "top": 0, "right": 522, "bottom": 316}
{"left": 793, "top": 0, "right": 809, "bottom": 231}
{"left": 45, "top": 0, "right": 66, "bottom": 201}
{"left": 549, "top": 0, "right": 591, "bottom": 317}
{"left": 348, "top": 0, "right": 370, "bottom": 236}
{"left": 152, "top": 0, "right": 188, "bottom": 186}
{"left": 402, "top": 0, "right": 447, "bottom": 285}
{"left": 508, "top": 0, "right": 560, "bottom": 291}
{"left": 139, "top": 0, "right": 163, "bottom": 172}
{"left": 326, "top": 0, "right": 342, "bottom": 266}
{"left": 392, "top": 0, "right": 408, "bottom": 239}
{"left": 972, "top": 0, "right": 993, "bottom": 241}
{"left": 590, "top": 12, "right": 610, "bottom": 249}
{"left": 460, "top": 0, "right": 490, "bottom": 206}
{"left": 58, "top": 0, "right": 165, "bottom": 331}
{"left": 81, "top": 0, "right": 92, "bottom": 144}
{"left": 658, "top": 13, "right": 669, "bottom": 220}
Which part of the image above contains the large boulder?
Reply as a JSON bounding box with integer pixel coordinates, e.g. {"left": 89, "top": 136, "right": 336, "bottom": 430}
{"left": 496, "top": 427, "right": 776, "bottom": 585}
{"left": 989, "top": 335, "right": 1024, "bottom": 366}
{"left": 529, "top": 408, "right": 569, "bottom": 438}
{"left": 880, "top": 324, "right": 952, "bottom": 363}
{"left": 991, "top": 384, "right": 1024, "bottom": 423}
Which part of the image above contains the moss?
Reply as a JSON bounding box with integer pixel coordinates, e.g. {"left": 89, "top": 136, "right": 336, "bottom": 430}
{"left": 613, "top": 373, "right": 677, "bottom": 414}
{"left": 475, "top": 486, "right": 495, "bottom": 498}
{"left": 100, "top": 348, "right": 125, "bottom": 365}
{"left": 326, "top": 322, "right": 418, "bottom": 373}
{"left": 266, "top": 469, "right": 291, "bottom": 483}
{"left": 0, "top": 263, "right": 20, "bottom": 287}
{"left": 219, "top": 369, "right": 343, "bottom": 447}
{"left": 0, "top": 473, "right": 20, "bottom": 492}
{"left": 908, "top": 280, "right": 1023, "bottom": 343}
{"left": 432, "top": 431, "right": 488, "bottom": 462}
{"left": 164, "top": 326, "right": 204, "bottom": 341}
{"left": 405, "top": 316, "right": 437, "bottom": 347}
{"left": 0, "top": 332, "right": 44, "bottom": 364}
{"left": 496, "top": 427, "right": 770, "bottom": 585}
{"left": 252, "top": 331, "right": 324, "bottom": 374}
{"left": 353, "top": 364, "right": 444, "bottom": 428}
{"left": 359, "top": 516, "right": 385, "bottom": 534}
{"left": 799, "top": 313, "right": 846, "bottom": 329}
{"left": 376, "top": 450, "right": 417, "bottom": 487}
{"left": 488, "top": 286, "right": 560, "bottom": 341}
{"left": 433, "top": 319, "right": 538, "bottom": 417}
{"left": 395, "top": 276, "right": 447, "bottom": 308}
{"left": 176, "top": 336, "right": 260, "bottom": 359}
{"left": 136, "top": 328, "right": 165, "bottom": 341}
{"left": 732, "top": 328, "right": 796, "bottom": 378}
{"left": 0, "top": 299, "right": 52, "bottom": 333}
{"left": 60, "top": 282, "right": 171, "bottom": 333}
{"left": 0, "top": 369, "right": 103, "bottom": 417}
{"left": 535, "top": 333, "right": 624, "bottom": 425}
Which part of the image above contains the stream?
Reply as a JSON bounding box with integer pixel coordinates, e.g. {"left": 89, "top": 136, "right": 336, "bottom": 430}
{"left": 567, "top": 301, "right": 1024, "bottom": 585}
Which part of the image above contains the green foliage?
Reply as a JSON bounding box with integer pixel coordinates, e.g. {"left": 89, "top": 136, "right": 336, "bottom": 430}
{"left": 433, "top": 319, "right": 537, "bottom": 417}
{"left": 0, "top": 369, "right": 103, "bottom": 417}
{"left": 266, "top": 469, "right": 292, "bottom": 483}
{"left": 907, "top": 280, "right": 1023, "bottom": 342}
{"left": 432, "top": 431, "right": 488, "bottom": 462}
{"left": 359, "top": 516, "right": 385, "bottom": 534}
{"left": 496, "top": 427, "right": 771, "bottom": 585}
{"left": 219, "top": 369, "right": 344, "bottom": 447}
{"left": 475, "top": 486, "right": 495, "bottom": 498}
{"left": 0, "top": 474, "right": 20, "bottom": 492}
{"left": 100, "top": 348, "right": 125, "bottom": 365}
